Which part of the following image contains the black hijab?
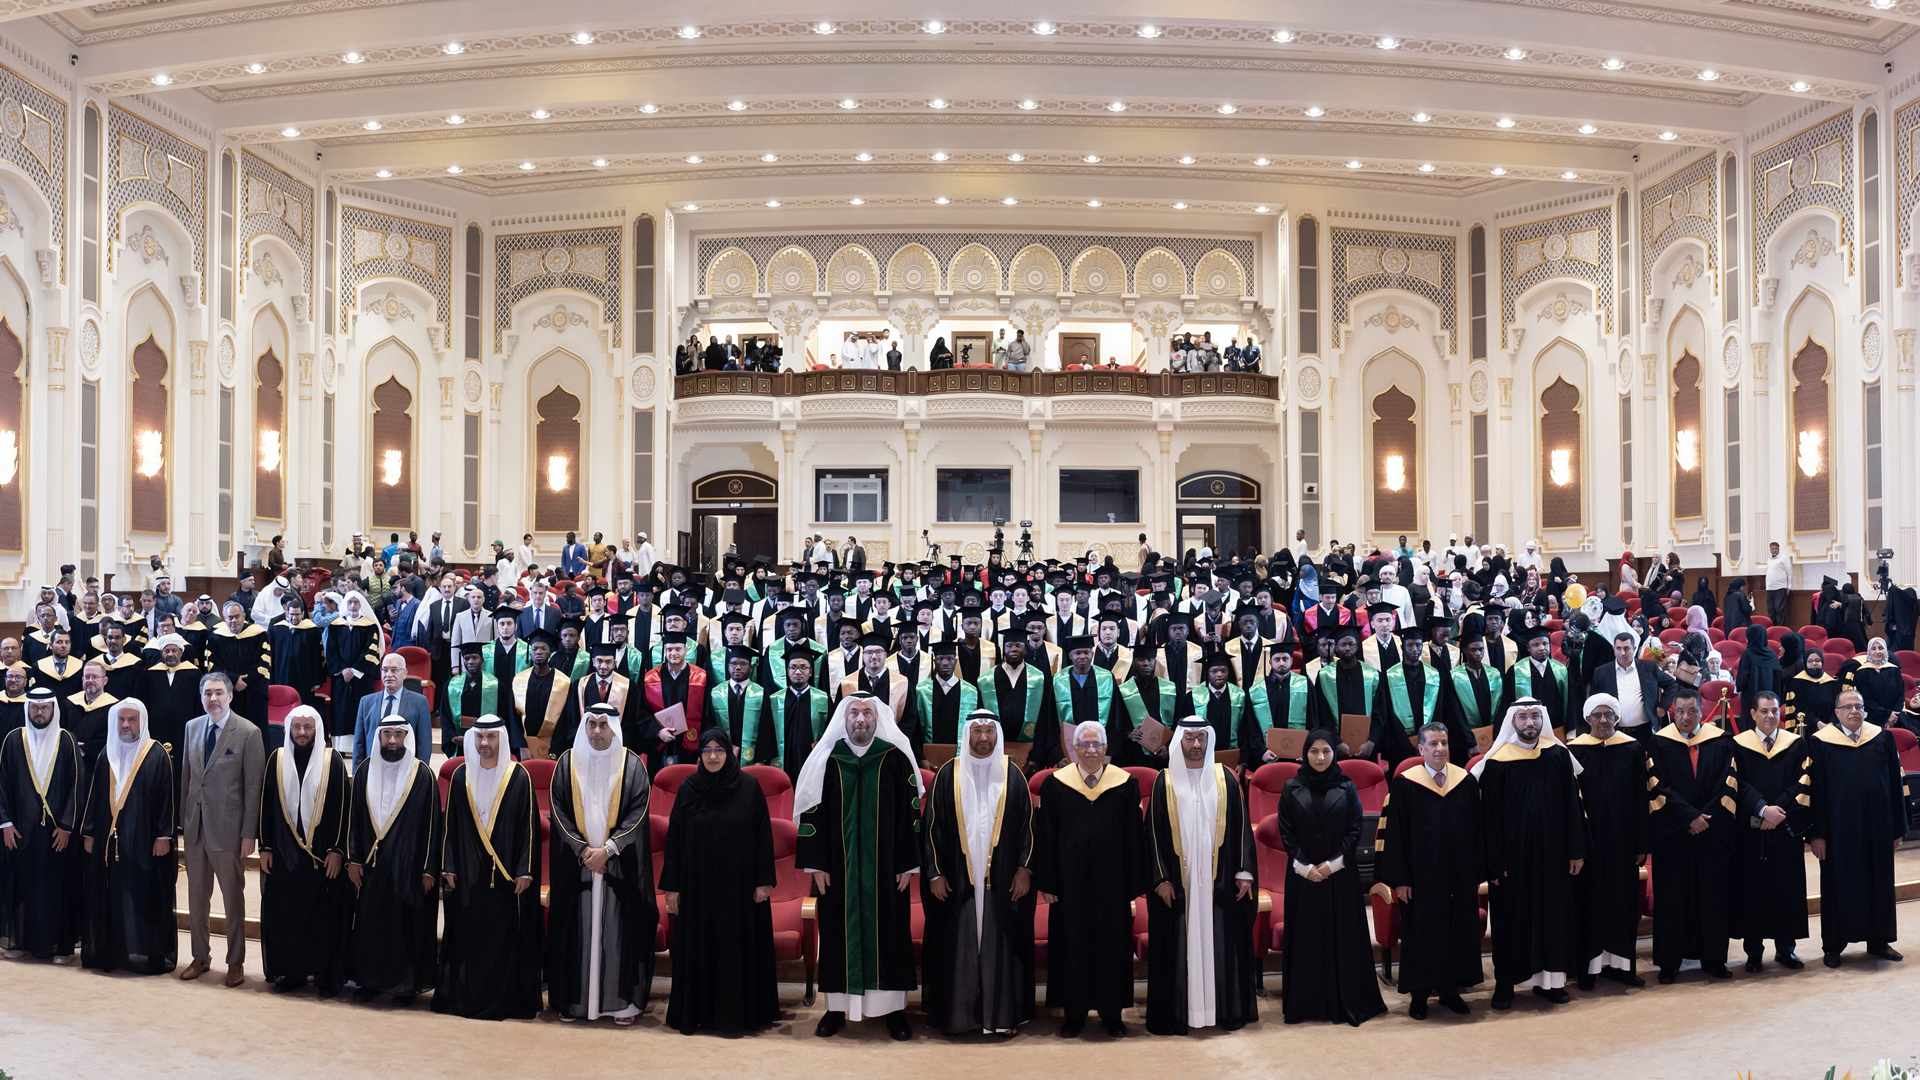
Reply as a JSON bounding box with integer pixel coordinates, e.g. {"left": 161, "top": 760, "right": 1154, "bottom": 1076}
{"left": 1690, "top": 576, "right": 1718, "bottom": 622}
{"left": 1777, "top": 632, "right": 1806, "bottom": 677}
{"left": 679, "top": 726, "right": 743, "bottom": 812}
{"left": 1295, "top": 729, "right": 1347, "bottom": 793}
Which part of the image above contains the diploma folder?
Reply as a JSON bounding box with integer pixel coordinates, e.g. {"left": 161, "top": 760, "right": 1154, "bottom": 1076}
{"left": 1267, "top": 727, "right": 1308, "bottom": 762}
{"left": 1340, "top": 714, "right": 1372, "bottom": 754}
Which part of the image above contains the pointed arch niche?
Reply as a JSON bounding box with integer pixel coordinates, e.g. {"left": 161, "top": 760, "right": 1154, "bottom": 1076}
{"left": 529, "top": 348, "right": 589, "bottom": 535}
{"left": 252, "top": 305, "right": 288, "bottom": 522}
{"left": 1536, "top": 336, "right": 1586, "bottom": 533}
{"left": 1785, "top": 289, "right": 1835, "bottom": 535}
{"left": 0, "top": 258, "right": 29, "bottom": 553}
{"left": 126, "top": 283, "right": 175, "bottom": 536}
{"left": 365, "top": 338, "right": 417, "bottom": 531}
{"left": 1363, "top": 349, "right": 1423, "bottom": 536}
{"left": 1667, "top": 306, "right": 1706, "bottom": 523}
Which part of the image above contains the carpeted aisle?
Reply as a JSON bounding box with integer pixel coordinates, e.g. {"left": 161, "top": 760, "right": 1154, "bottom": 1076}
{"left": 1, "top": 907, "right": 1916, "bottom": 1080}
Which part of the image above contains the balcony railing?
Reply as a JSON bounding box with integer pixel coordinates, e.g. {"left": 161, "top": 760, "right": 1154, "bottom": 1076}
{"left": 674, "top": 368, "right": 1277, "bottom": 400}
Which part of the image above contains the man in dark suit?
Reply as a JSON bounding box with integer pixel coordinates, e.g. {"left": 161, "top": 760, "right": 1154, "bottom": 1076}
{"left": 1583, "top": 630, "right": 1676, "bottom": 742}
{"left": 178, "top": 671, "right": 266, "bottom": 987}
{"left": 517, "top": 582, "right": 564, "bottom": 640}
{"left": 420, "top": 580, "right": 461, "bottom": 708}
{"left": 352, "top": 653, "right": 434, "bottom": 766}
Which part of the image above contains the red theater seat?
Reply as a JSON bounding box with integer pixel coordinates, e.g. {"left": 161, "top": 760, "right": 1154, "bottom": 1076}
{"left": 745, "top": 764, "right": 794, "bottom": 820}
{"left": 1253, "top": 814, "right": 1289, "bottom": 956}
{"left": 651, "top": 764, "right": 697, "bottom": 821}
{"left": 266, "top": 684, "right": 302, "bottom": 729}
{"left": 767, "top": 817, "right": 818, "bottom": 1004}
{"left": 522, "top": 757, "right": 556, "bottom": 822}
{"left": 1892, "top": 726, "right": 1919, "bottom": 773}
{"left": 1798, "top": 626, "right": 1828, "bottom": 646}
{"left": 1248, "top": 762, "right": 1300, "bottom": 824}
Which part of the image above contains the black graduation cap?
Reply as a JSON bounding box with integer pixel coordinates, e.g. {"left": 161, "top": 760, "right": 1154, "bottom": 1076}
{"left": 659, "top": 630, "right": 690, "bottom": 646}
{"left": 457, "top": 640, "right": 488, "bottom": 657}
{"left": 1602, "top": 595, "right": 1628, "bottom": 617}
{"left": 784, "top": 643, "right": 820, "bottom": 664}
{"left": 1515, "top": 623, "right": 1553, "bottom": 645}
{"left": 526, "top": 627, "right": 561, "bottom": 649}
{"left": 1367, "top": 601, "right": 1400, "bottom": 619}
{"left": 559, "top": 615, "right": 585, "bottom": 635}
{"left": 722, "top": 588, "right": 749, "bottom": 605}
{"left": 1396, "top": 622, "right": 1427, "bottom": 641}
{"left": 725, "top": 644, "right": 760, "bottom": 664}
{"left": 629, "top": 579, "right": 655, "bottom": 594}
{"left": 1456, "top": 629, "right": 1486, "bottom": 647}
{"left": 1061, "top": 634, "right": 1096, "bottom": 653}
{"left": 589, "top": 641, "right": 622, "bottom": 657}
{"left": 1203, "top": 650, "right": 1233, "bottom": 671}
{"left": 658, "top": 604, "right": 693, "bottom": 622}
{"left": 835, "top": 616, "right": 866, "bottom": 636}
{"left": 719, "top": 612, "right": 751, "bottom": 628}
{"left": 1328, "top": 622, "right": 1363, "bottom": 641}
{"left": 778, "top": 607, "right": 810, "bottom": 626}
{"left": 858, "top": 631, "right": 893, "bottom": 650}
{"left": 751, "top": 554, "right": 772, "bottom": 568}
{"left": 930, "top": 640, "right": 959, "bottom": 657}
{"left": 958, "top": 591, "right": 985, "bottom": 610}
{"left": 493, "top": 603, "right": 520, "bottom": 621}
{"left": 1096, "top": 609, "right": 1129, "bottom": 626}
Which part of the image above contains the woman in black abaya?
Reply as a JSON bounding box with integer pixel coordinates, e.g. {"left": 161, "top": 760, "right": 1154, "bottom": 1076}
{"left": 1276, "top": 730, "right": 1386, "bottom": 1026}
{"left": 661, "top": 727, "right": 781, "bottom": 1035}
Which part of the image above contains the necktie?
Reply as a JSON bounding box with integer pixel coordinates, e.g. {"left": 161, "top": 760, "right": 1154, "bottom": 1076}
{"left": 1688, "top": 741, "right": 1699, "bottom": 775}
{"left": 203, "top": 721, "right": 219, "bottom": 765}
{"left": 1764, "top": 734, "right": 1775, "bottom": 752}
{"left": 600, "top": 679, "right": 610, "bottom": 699}
{"left": 383, "top": 694, "right": 396, "bottom": 718}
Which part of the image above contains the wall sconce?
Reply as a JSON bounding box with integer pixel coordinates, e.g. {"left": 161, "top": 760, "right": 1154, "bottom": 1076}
{"left": 381, "top": 449, "right": 404, "bottom": 486}
{"left": 1797, "top": 429, "right": 1823, "bottom": 478}
{"left": 259, "top": 429, "right": 281, "bottom": 473}
{"left": 1549, "top": 448, "right": 1572, "bottom": 487}
{"left": 1383, "top": 454, "right": 1406, "bottom": 492}
{"left": 136, "top": 430, "right": 165, "bottom": 478}
{"left": 547, "top": 454, "right": 570, "bottom": 492}
{"left": 0, "top": 429, "right": 16, "bottom": 486}
{"left": 1674, "top": 429, "right": 1699, "bottom": 472}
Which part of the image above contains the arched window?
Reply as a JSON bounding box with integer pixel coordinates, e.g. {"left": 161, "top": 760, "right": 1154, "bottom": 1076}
{"left": 1791, "top": 338, "right": 1831, "bottom": 533}
{"left": 370, "top": 376, "right": 413, "bottom": 529}
{"left": 1371, "top": 385, "right": 1419, "bottom": 533}
{"left": 130, "top": 333, "right": 169, "bottom": 534}
{"left": 1539, "top": 376, "right": 1582, "bottom": 529}
{"left": 1671, "top": 349, "right": 1702, "bottom": 521}
{"left": 255, "top": 347, "right": 284, "bottom": 519}
{"left": 0, "top": 316, "right": 23, "bottom": 552}
{"left": 534, "top": 385, "right": 582, "bottom": 533}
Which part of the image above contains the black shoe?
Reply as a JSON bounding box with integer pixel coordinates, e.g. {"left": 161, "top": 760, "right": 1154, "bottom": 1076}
{"left": 1823, "top": 953, "right": 1843, "bottom": 968}
{"left": 1657, "top": 968, "right": 1677, "bottom": 985}
{"left": 1059, "top": 1016, "right": 1085, "bottom": 1038}
{"left": 1705, "top": 965, "right": 1732, "bottom": 980}
{"left": 1102, "top": 1017, "right": 1128, "bottom": 1038}
{"left": 1869, "top": 945, "right": 1904, "bottom": 962}
{"left": 815, "top": 1011, "right": 846, "bottom": 1038}
{"left": 1408, "top": 997, "right": 1428, "bottom": 1020}
{"left": 1532, "top": 986, "right": 1571, "bottom": 1004}
{"left": 1439, "top": 993, "right": 1471, "bottom": 1015}
{"left": 886, "top": 1013, "right": 912, "bottom": 1041}
{"left": 316, "top": 984, "right": 337, "bottom": 999}
{"left": 1745, "top": 957, "right": 1763, "bottom": 973}
{"left": 1777, "top": 953, "right": 1804, "bottom": 970}
{"left": 352, "top": 987, "right": 380, "bottom": 1003}
{"left": 1576, "top": 974, "right": 1597, "bottom": 991}
{"left": 270, "top": 977, "right": 296, "bottom": 994}
{"left": 1601, "top": 967, "right": 1646, "bottom": 988}
{"left": 1490, "top": 984, "right": 1513, "bottom": 1011}
{"left": 391, "top": 992, "right": 415, "bottom": 1007}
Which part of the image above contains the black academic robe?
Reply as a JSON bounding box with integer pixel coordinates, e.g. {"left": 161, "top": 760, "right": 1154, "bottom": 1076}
{"left": 326, "top": 619, "right": 384, "bottom": 738}
{"left": 63, "top": 692, "right": 120, "bottom": 796}
{"left": 921, "top": 678, "right": 971, "bottom": 745}
{"left": 143, "top": 662, "right": 202, "bottom": 804}
{"left": 434, "top": 763, "right": 543, "bottom": 1019}
{"left": 1646, "top": 725, "right": 1750, "bottom": 970}
{"left": 1843, "top": 662, "right": 1905, "bottom": 727}
{"left": 206, "top": 624, "right": 271, "bottom": 728}
{"left": 257, "top": 747, "right": 351, "bottom": 986}
{"left": 1308, "top": 662, "right": 1373, "bottom": 734}
{"left": 268, "top": 619, "right": 327, "bottom": 709}
{"left": 1033, "top": 767, "right": 1147, "bottom": 1022}
{"left": 1368, "top": 663, "right": 1436, "bottom": 769}
{"left": 0, "top": 726, "right": 83, "bottom": 958}
{"left": 1785, "top": 672, "right": 1842, "bottom": 732}
{"left": 79, "top": 744, "right": 176, "bottom": 973}
{"left": 347, "top": 758, "right": 442, "bottom": 995}
{"left": 1568, "top": 734, "right": 1651, "bottom": 971}
{"left": 1276, "top": 772, "right": 1386, "bottom": 1026}
{"left": 95, "top": 653, "right": 145, "bottom": 703}
{"left": 920, "top": 757, "right": 1037, "bottom": 1035}
{"left": 1113, "top": 674, "right": 1172, "bottom": 770}
{"left": 547, "top": 749, "right": 655, "bottom": 1019}
{"left": 795, "top": 739, "right": 921, "bottom": 1004}
{"left": 1808, "top": 724, "right": 1909, "bottom": 951}
{"left": 0, "top": 694, "right": 23, "bottom": 741}
{"left": 1375, "top": 765, "right": 1484, "bottom": 999}
{"left": 661, "top": 766, "right": 779, "bottom": 1034}
{"left": 31, "top": 656, "right": 82, "bottom": 703}
{"left": 1729, "top": 729, "right": 1811, "bottom": 947}
{"left": 1480, "top": 744, "right": 1586, "bottom": 986}
{"left": 1144, "top": 765, "right": 1259, "bottom": 1035}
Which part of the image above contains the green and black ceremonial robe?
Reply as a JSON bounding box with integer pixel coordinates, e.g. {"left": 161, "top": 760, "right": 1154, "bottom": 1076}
{"left": 978, "top": 662, "right": 1051, "bottom": 756}
{"left": 1115, "top": 675, "right": 1175, "bottom": 769}
{"left": 1190, "top": 684, "right": 1250, "bottom": 751}
{"left": 1728, "top": 728, "right": 1811, "bottom": 947}
{"left": 1373, "top": 662, "right": 1441, "bottom": 767}
{"left": 257, "top": 746, "right": 351, "bottom": 987}
{"left": 916, "top": 677, "right": 980, "bottom": 746}
{"left": 441, "top": 670, "right": 501, "bottom": 751}
{"left": 1807, "top": 723, "right": 1909, "bottom": 952}
{"left": 708, "top": 680, "right": 766, "bottom": 753}
{"left": 1447, "top": 665, "right": 1506, "bottom": 762}
{"left": 1310, "top": 662, "right": 1378, "bottom": 739}
{"left": 1507, "top": 657, "right": 1574, "bottom": 733}
{"left": 749, "top": 685, "right": 831, "bottom": 777}
{"left": 795, "top": 739, "right": 922, "bottom": 1003}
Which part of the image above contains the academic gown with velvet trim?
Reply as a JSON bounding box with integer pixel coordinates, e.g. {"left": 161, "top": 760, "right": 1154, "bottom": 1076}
{"left": 79, "top": 745, "right": 176, "bottom": 974}
{"left": 793, "top": 740, "right": 921, "bottom": 1004}
{"left": 1647, "top": 724, "right": 1752, "bottom": 969}
{"left": 545, "top": 749, "right": 655, "bottom": 1019}
{"left": 1567, "top": 733, "right": 1651, "bottom": 970}
{"left": 1479, "top": 743, "right": 1586, "bottom": 986}
{"left": 1807, "top": 724, "right": 1909, "bottom": 950}
{"left": 1275, "top": 772, "right": 1385, "bottom": 1026}
{"left": 434, "top": 763, "right": 543, "bottom": 1019}
{"left": 347, "top": 758, "right": 442, "bottom": 995}
{"left": 919, "top": 757, "right": 1036, "bottom": 1035}
{"left": 1144, "top": 766, "right": 1259, "bottom": 1035}
{"left": 257, "top": 748, "right": 352, "bottom": 985}
{"left": 1375, "top": 765, "right": 1485, "bottom": 997}
{"left": 0, "top": 727, "right": 83, "bottom": 957}
{"left": 661, "top": 768, "right": 779, "bottom": 1034}
{"left": 1728, "top": 729, "right": 1811, "bottom": 945}
{"left": 142, "top": 662, "right": 202, "bottom": 801}
{"left": 1031, "top": 767, "right": 1147, "bottom": 1022}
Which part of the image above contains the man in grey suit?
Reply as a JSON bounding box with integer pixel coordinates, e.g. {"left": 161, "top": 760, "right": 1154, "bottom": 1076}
{"left": 353, "top": 653, "right": 433, "bottom": 767}
{"left": 179, "top": 670, "right": 266, "bottom": 986}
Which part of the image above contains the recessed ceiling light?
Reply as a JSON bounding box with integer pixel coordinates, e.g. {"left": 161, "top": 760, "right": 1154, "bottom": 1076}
{"left": 726, "top": 101, "right": 746, "bottom": 111}
{"left": 814, "top": 21, "right": 835, "bottom": 34}
{"left": 1562, "top": 171, "right": 1579, "bottom": 179}
{"left": 1698, "top": 69, "right": 1719, "bottom": 81}
{"left": 766, "top": 199, "right": 781, "bottom": 207}
{"left": 1273, "top": 30, "right": 1294, "bottom": 43}
{"left": 1419, "top": 163, "right": 1435, "bottom": 172}
{"left": 1178, "top": 155, "right": 1195, "bottom": 164}
{"left": 1108, "top": 101, "right": 1126, "bottom": 111}
{"left": 375, "top": 169, "right": 392, "bottom": 178}
{"left": 519, "top": 161, "right": 535, "bottom": 170}
{"left": 931, "top": 151, "right": 949, "bottom": 161}
{"left": 1603, "top": 57, "right": 1624, "bottom": 70}
{"left": 1304, "top": 106, "right": 1324, "bottom": 117}
{"left": 151, "top": 73, "right": 172, "bottom": 85}
{"left": 343, "top": 51, "right": 364, "bottom": 63}
{"left": 593, "top": 158, "right": 609, "bottom": 167}
{"left": 1504, "top": 47, "right": 1526, "bottom": 60}
{"left": 641, "top": 103, "right": 659, "bottom": 113}
{"left": 446, "top": 164, "right": 463, "bottom": 173}
{"left": 1659, "top": 130, "right": 1677, "bottom": 140}
{"left": 1255, "top": 205, "right": 1270, "bottom": 212}
{"left": 929, "top": 98, "right": 948, "bottom": 109}
{"left": 1346, "top": 160, "right": 1362, "bottom": 169}
{"left": 1495, "top": 117, "right": 1515, "bottom": 128}
{"left": 1490, "top": 166, "right": 1507, "bottom": 175}
{"left": 441, "top": 43, "right": 462, "bottom": 55}
{"left": 246, "top": 62, "right": 266, "bottom": 74}
{"left": 530, "top": 108, "right": 549, "bottom": 119}
{"left": 1033, "top": 22, "right": 1055, "bottom": 35}
{"left": 761, "top": 153, "right": 778, "bottom": 162}
{"left": 1019, "top": 99, "right": 1038, "bottom": 110}
{"left": 1008, "top": 152, "right": 1025, "bottom": 161}
{"left": 935, "top": 196, "right": 950, "bottom": 204}
{"left": 1083, "top": 154, "right": 1101, "bottom": 163}
{"left": 281, "top": 126, "right": 300, "bottom": 137}
{"left": 840, "top": 99, "right": 859, "bottom": 109}
{"left": 855, "top": 152, "right": 873, "bottom": 161}
{"left": 571, "top": 31, "right": 594, "bottom": 45}
{"left": 1873, "top": 0, "right": 1895, "bottom": 9}
{"left": 1790, "top": 80, "right": 1810, "bottom": 92}
{"left": 924, "top": 20, "right": 945, "bottom": 33}
{"left": 1172, "top": 202, "right": 1188, "bottom": 209}
{"left": 1377, "top": 36, "right": 1399, "bottom": 49}
{"left": 1578, "top": 123, "right": 1597, "bottom": 134}
{"left": 1003, "top": 197, "right": 1018, "bottom": 205}
{"left": 685, "top": 155, "right": 702, "bottom": 163}
{"left": 1218, "top": 104, "right": 1237, "bottom": 114}
{"left": 1412, "top": 112, "right": 1431, "bottom": 122}
{"left": 1254, "top": 157, "right": 1270, "bottom": 166}
{"left": 1087, "top": 199, "right": 1102, "bottom": 207}
{"left": 679, "top": 26, "right": 700, "bottom": 38}
{"left": 849, "top": 197, "right": 865, "bottom": 205}
{"left": 362, "top": 120, "right": 383, "bottom": 131}
{"left": 1139, "top": 25, "right": 1159, "bottom": 38}
{"left": 446, "top": 114, "right": 465, "bottom": 124}
{"left": 683, "top": 203, "right": 698, "bottom": 210}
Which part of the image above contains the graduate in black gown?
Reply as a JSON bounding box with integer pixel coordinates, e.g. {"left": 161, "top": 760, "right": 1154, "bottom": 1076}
{"left": 1728, "top": 691, "right": 1810, "bottom": 972}
{"left": 347, "top": 714, "right": 441, "bottom": 1005}
{"left": 548, "top": 703, "right": 655, "bottom": 1024}
{"left": 1808, "top": 687, "right": 1909, "bottom": 966}
{"left": 257, "top": 705, "right": 351, "bottom": 995}
{"left": 662, "top": 726, "right": 780, "bottom": 1035}
{"left": 142, "top": 635, "right": 201, "bottom": 806}
{"left": 1565, "top": 693, "right": 1651, "bottom": 989}
{"left": 1375, "top": 721, "right": 1483, "bottom": 1018}
{"left": 1477, "top": 698, "right": 1586, "bottom": 1008}
{"left": 79, "top": 697, "right": 176, "bottom": 974}
{"left": 0, "top": 688, "right": 82, "bottom": 960}
{"left": 434, "top": 715, "right": 543, "bottom": 1019}
{"left": 1033, "top": 720, "right": 1148, "bottom": 1038}
{"left": 1144, "top": 718, "right": 1258, "bottom": 1035}
{"left": 921, "top": 709, "right": 1036, "bottom": 1035}
{"left": 1276, "top": 728, "right": 1385, "bottom": 1026}
{"left": 1646, "top": 688, "right": 1747, "bottom": 982}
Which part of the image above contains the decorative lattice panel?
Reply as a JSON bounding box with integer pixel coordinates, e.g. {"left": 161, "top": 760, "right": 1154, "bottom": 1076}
{"left": 1751, "top": 110, "right": 1854, "bottom": 304}
{"left": 108, "top": 104, "right": 205, "bottom": 298}
{"left": 694, "top": 232, "right": 1256, "bottom": 296}
{"left": 238, "top": 149, "right": 311, "bottom": 290}
{"left": 1500, "top": 205, "right": 1615, "bottom": 346}
{"left": 494, "top": 225, "right": 621, "bottom": 349}
{"left": 1640, "top": 153, "right": 1717, "bottom": 323}
{"left": 1893, "top": 96, "right": 1920, "bottom": 282}
{"left": 1329, "top": 226, "right": 1457, "bottom": 352}
{"left": 338, "top": 202, "right": 451, "bottom": 345}
{"left": 0, "top": 62, "right": 63, "bottom": 279}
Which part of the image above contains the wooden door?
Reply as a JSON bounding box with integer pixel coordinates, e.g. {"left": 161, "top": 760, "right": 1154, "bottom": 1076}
{"left": 1060, "top": 333, "right": 1101, "bottom": 367}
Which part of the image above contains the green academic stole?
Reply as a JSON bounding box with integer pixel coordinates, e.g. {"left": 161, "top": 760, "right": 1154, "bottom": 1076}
{"left": 1449, "top": 667, "right": 1505, "bottom": 728}
{"left": 977, "top": 663, "right": 1047, "bottom": 739}
{"left": 1509, "top": 658, "right": 1565, "bottom": 712}
{"left": 1316, "top": 665, "right": 1379, "bottom": 721}
{"left": 1250, "top": 673, "right": 1310, "bottom": 735}
{"left": 1118, "top": 677, "right": 1176, "bottom": 728}
{"left": 754, "top": 687, "right": 830, "bottom": 765}
{"left": 765, "top": 638, "right": 811, "bottom": 689}
{"left": 915, "top": 679, "right": 980, "bottom": 741}
{"left": 827, "top": 742, "right": 914, "bottom": 996}
{"left": 1385, "top": 664, "right": 1440, "bottom": 734}
{"left": 488, "top": 638, "right": 530, "bottom": 676}
{"left": 707, "top": 681, "right": 765, "bottom": 744}
{"left": 570, "top": 651, "right": 594, "bottom": 681}
{"left": 446, "top": 672, "right": 500, "bottom": 724}
{"left": 1189, "top": 683, "right": 1249, "bottom": 747}
{"left": 1051, "top": 667, "right": 1115, "bottom": 729}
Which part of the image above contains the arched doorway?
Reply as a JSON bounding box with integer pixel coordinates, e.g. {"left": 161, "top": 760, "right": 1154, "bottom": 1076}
{"left": 688, "top": 470, "right": 779, "bottom": 572}
{"left": 1175, "top": 471, "right": 1262, "bottom": 560}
